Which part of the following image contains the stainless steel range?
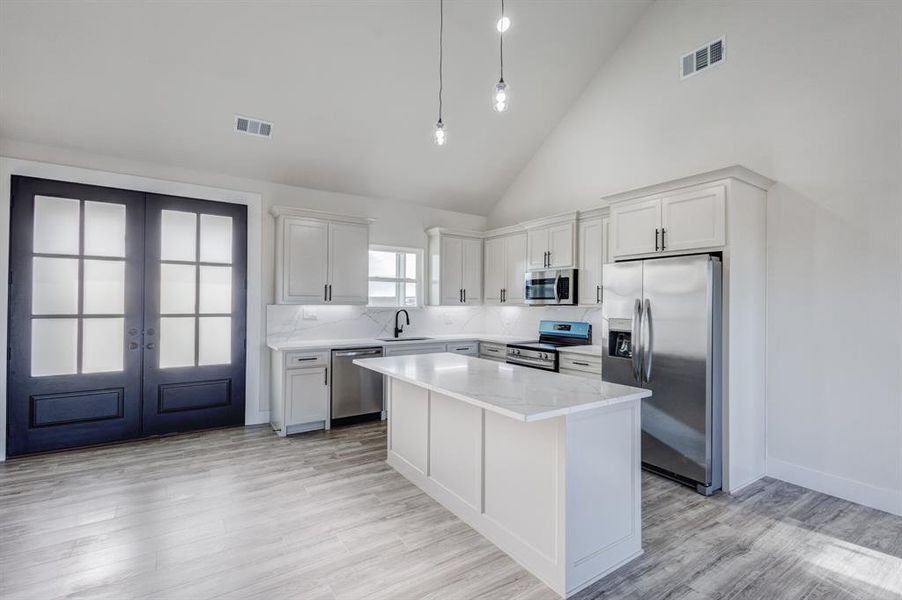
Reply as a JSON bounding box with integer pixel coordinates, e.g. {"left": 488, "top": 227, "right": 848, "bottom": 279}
{"left": 506, "top": 320, "right": 592, "bottom": 371}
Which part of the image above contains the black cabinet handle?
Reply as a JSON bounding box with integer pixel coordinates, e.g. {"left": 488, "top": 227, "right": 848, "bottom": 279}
{"left": 463, "top": 289, "right": 466, "bottom": 303}
{"left": 324, "top": 283, "right": 328, "bottom": 301}
{"left": 596, "top": 285, "right": 600, "bottom": 304}
{"left": 573, "top": 361, "right": 590, "bottom": 366}
{"left": 661, "top": 228, "right": 666, "bottom": 250}
{"left": 655, "top": 229, "right": 660, "bottom": 252}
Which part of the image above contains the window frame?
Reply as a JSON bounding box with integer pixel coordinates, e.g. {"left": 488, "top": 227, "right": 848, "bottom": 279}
{"left": 367, "top": 245, "right": 424, "bottom": 308}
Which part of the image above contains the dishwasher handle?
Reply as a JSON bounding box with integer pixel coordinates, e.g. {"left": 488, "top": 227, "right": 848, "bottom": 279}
{"left": 333, "top": 349, "right": 383, "bottom": 358}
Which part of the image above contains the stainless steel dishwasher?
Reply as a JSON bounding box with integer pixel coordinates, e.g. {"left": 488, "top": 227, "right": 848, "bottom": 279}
{"left": 330, "top": 347, "right": 384, "bottom": 424}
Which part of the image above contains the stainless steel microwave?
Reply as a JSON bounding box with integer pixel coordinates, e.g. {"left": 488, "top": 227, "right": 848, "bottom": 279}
{"left": 525, "top": 269, "right": 578, "bottom": 305}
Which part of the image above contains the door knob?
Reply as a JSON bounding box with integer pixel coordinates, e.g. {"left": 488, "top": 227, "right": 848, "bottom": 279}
{"left": 128, "top": 342, "right": 138, "bottom": 350}
{"left": 128, "top": 328, "right": 139, "bottom": 336}
{"left": 146, "top": 343, "right": 156, "bottom": 350}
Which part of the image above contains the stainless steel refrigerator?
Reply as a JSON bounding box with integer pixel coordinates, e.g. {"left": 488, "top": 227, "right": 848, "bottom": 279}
{"left": 602, "top": 254, "right": 722, "bottom": 495}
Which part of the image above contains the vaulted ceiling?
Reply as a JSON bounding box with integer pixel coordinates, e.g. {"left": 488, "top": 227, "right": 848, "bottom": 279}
{"left": 0, "top": 0, "right": 651, "bottom": 215}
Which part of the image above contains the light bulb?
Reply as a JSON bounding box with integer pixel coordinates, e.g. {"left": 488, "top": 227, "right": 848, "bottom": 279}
{"left": 492, "top": 81, "right": 509, "bottom": 113}
{"left": 433, "top": 121, "right": 446, "bottom": 146}
{"left": 497, "top": 16, "right": 510, "bottom": 33}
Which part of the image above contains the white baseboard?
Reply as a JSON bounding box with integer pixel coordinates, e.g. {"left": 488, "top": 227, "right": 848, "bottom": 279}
{"left": 767, "top": 457, "right": 902, "bottom": 517}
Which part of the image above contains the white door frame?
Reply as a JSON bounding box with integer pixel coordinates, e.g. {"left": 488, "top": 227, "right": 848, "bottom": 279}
{"left": 0, "top": 157, "right": 266, "bottom": 461}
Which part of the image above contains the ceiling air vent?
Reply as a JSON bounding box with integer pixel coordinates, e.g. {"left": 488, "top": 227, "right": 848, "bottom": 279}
{"left": 681, "top": 36, "right": 725, "bottom": 79}
{"left": 234, "top": 115, "right": 273, "bottom": 138}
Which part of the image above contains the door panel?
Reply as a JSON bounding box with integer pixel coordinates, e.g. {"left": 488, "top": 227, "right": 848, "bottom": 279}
{"left": 283, "top": 219, "right": 328, "bottom": 303}
{"left": 328, "top": 222, "right": 368, "bottom": 304}
{"left": 661, "top": 186, "right": 726, "bottom": 252}
{"left": 440, "top": 236, "right": 463, "bottom": 304}
{"left": 578, "top": 219, "right": 603, "bottom": 305}
{"left": 611, "top": 199, "right": 661, "bottom": 257}
{"left": 527, "top": 228, "right": 548, "bottom": 269}
{"left": 483, "top": 237, "right": 504, "bottom": 303}
{"left": 640, "top": 255, "right": 712, "bottom": 484}
{"left": 142, "top": 194, "right": 247, "bottom": 435}
{"left": 505, "top": 232, "right": 528, "bottom": 303}
{"left": 7, "top": 177, "right": 145, "bottom": 456}
{"left": 547, "top": 223, "right": 574, "bottom": 268}
{"left": 461, "top": 238, "right": 482, "bottom": 304}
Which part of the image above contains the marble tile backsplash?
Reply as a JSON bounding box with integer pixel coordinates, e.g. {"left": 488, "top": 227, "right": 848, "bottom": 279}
{"left": 267, "top": 304, "right": 606, "bottom": 345}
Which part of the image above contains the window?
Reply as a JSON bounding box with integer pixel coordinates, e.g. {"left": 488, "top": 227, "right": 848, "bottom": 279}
{"left": 368, "top": 246, "right": 422, "bottom": 307}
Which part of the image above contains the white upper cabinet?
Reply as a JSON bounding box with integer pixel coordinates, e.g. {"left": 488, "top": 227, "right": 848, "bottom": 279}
{"left": 611, "top": 198, "right": 661, "bottom": 258}
{"left": 611, "top": 185, "right": 725, "bottom": 259}
{"left": 525, "top": 215, "right": 576, "bottom": 270}
{"left": 483, "top": 231, "right": 527, "bottom": 304}
{"left": 660, "top": 186, "right": 726, "bottom": 252}
{"left": 484, "top": 237, "right": 505, "bottom": 303}
{"left": 427, "top": 228, "right": 483, "bottom": 306}
{"left": 281, "top": 219, "right": 329, "bottom": 303}
{"left": 578, "top": 217, "right": 604, "bottom": 306}
{"left": 327, "top": 222, "right": 369, "bottom": 304}
{"left": 505, "top": 232, "right": 528, "bottom": 303}
{"left": 273, "top": 207, "right": 371, "bottom": 305}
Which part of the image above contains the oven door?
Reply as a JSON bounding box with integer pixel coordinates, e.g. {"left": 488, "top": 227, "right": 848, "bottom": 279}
{"left": 525, "top": 269, "right": 576, "bottom": 305}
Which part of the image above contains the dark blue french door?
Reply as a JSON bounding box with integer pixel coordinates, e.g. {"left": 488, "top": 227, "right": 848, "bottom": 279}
{"left": 7, "top": 177, "right": 247, "bottom": 456}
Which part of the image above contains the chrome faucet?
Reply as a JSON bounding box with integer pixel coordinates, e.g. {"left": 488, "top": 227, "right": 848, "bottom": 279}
{"left": 394, "top": 309, "right": 410, "bottom": 338}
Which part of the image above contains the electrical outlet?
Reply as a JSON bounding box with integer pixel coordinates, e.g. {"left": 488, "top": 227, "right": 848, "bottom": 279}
{"left": 302, "top": 307, "right": 318, "bottom": 321}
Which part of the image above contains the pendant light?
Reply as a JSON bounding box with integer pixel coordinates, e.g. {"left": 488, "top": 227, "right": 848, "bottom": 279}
{"left": 493, "top": 0, "right": 509, "bottom": 113}
{"left": 433, "top": 0, "right": 447, "bottom": 146}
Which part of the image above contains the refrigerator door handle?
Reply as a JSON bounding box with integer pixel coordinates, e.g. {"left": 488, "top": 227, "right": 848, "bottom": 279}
{"left": 642, "top": 298, "right": 654, "bottom": 382}
{"left": 631, "top": 298, "right": 642, "bottom": 382}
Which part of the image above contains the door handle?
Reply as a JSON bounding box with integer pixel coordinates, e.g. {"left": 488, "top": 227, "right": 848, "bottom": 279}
{"left": 655, "top": 229, "right": 660, "bottom": 252}
{"left": 328, "top": 284, "right": 332, "bottom": 302}
{"left": 463, "top": 289, "right": 466, "bottom": 303}
{"left": 632, "top": 298, "right": 643, "bottom": 381}
{"left": 324, "top": 367, "right": 328, "bottom": 385}
{"left": 547, "top": 251, "right": 552, "bottom": 267}
{"left": 642, "top": 299, "right": 653, "bottom": 382}
{"left": 660, "top": 228, "right": 666, "bottom": 250}
{"left": 596, "top": 285, "right": 600, "bottom": 304}
{"left": 324, "top": 283, "right": 328, "bottom": 301}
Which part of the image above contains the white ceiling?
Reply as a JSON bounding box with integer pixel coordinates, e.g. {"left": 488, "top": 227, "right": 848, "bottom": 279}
{"left": 0, "top": 0, "right": 650, "bottom": 215}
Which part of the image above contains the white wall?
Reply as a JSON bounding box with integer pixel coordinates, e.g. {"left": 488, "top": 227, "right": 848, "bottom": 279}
{"left": 487, "top": 1, "right": 902, "bottom": 515}
{"left": 0, "top": 139, "right": 487, "bottom": 432}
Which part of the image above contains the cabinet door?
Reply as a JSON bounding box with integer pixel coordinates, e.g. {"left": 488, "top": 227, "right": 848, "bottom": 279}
{"left": 328, "top": 222, "right": 369, "bottom": 304}
{"left": 578, "top": 219, "right": 603, "bottom": 305}
{"left": 661, "top": 186, "right": 726, "bottom": 252}
{"left": 547, "top": 222, "right": 575, "bottom": 268}
{"left": 461, "top": 237, "right": 483, "bottom": 304}
{"left": 504, "top": 232, "right": 528, "bottom": 303}
{"left": 440, "top": 236, "right": 463, "bottom": 305}
{"left": 286, "top": 367, "right": 328, "bottom": 426}
{"left": 281, "top": 218, "right": 329, "bottom": 303}
{"left": 483, "top": 237, "right": 505, "bottom": 304}
{"left": 527, "top": 227, "right": 549, "bottom": 269}
{"left": 611, "top": 198, "right": 661, "bottom": 258}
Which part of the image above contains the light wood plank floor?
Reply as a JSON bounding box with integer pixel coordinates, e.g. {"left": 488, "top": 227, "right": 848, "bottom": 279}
{"left": 1, "top": 422, "right": 900, "bottom": 600}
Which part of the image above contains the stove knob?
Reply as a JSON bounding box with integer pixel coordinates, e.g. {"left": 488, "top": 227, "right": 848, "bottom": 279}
{"left": 542, "top": 352, "right": 549, "bottom": 360}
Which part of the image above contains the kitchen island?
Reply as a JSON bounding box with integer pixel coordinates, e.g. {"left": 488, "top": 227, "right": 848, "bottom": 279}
{"left": 354, "top": 352, "right": 652, "bottom": 598}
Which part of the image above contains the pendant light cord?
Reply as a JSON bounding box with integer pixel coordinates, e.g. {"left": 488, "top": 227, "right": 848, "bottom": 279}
{"left": 499, "top": 0, "right": 504, "bottom": 81}
{"left": 438, "top": 0, "right": 444, "bottom": 123}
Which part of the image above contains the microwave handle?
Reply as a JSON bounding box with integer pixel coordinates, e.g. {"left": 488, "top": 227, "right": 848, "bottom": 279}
{"left": 553, "top": 271, "right": 561, "bottom": 302}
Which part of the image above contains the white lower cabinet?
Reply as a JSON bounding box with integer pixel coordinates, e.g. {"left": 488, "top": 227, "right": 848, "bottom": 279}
{"left": 559, "top": 351, "right": 602, "bottom": 380}
{"left": 479, "top": 342, "right": 507, "bottom": 362}
{"left": 446, "top": 341, "right": 478, "bottom": 356}
{"left": 270, "top": 351, "right": 330, "bottom": 436}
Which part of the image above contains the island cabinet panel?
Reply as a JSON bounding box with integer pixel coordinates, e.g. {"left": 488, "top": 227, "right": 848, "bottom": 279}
{"left": 388, "top": 379, "right": 429, "bottom": 474}
{"left": 429, "top": 392, "right": 483, "bottom": 511}
{"left": 484, "top": 412, "right": 562, "bottom": 563}
{"left": 565, "top": 404, "right": 642, "bottom": 589}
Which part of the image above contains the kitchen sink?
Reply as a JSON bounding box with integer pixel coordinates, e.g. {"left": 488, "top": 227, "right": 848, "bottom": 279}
{"left": 377, "top": 337, "right": 433, "bottom": 342}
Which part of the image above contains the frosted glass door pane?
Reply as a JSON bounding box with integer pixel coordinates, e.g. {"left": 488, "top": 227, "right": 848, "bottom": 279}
{"left": 161, "top": 210, "right": 196, "bottom": 261}
{"left": 199, "top": 317, "right": 230, "bottom": 366}
{"left": 200, "top": 215, "right": 232, "bottom": 263}
{"left": 199, "top": 266, "right": 231, "bottom": 313}
{"left": 82, "top": 318, "right": 124, "bottom": 373}
{"left": 160, "top": 264, "right": 196, "bottom": 314}
{"left": 32, "top": 257, "right": 79, "bottom": 315}
{"left": 33, "top": 196, "right": 80, "bottom": 255}
{"left": 31, "top": 318, "right": 77, "bottom": 376}
{"left": 160, "top": 317, "right": 195, "bottom": 368}
{"left": 84, "top": 201, "right": 126, "bottom": 257}
{"left": 83, "top": 260, "right": 125, "bottom": 314}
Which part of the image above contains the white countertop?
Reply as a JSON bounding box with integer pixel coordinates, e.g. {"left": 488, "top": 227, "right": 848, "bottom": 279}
{"left": 267, "top": 333, "right": 526, "bottom": 352}
{"left": 354, "top": 352, "right": 649, "bottom": 422}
